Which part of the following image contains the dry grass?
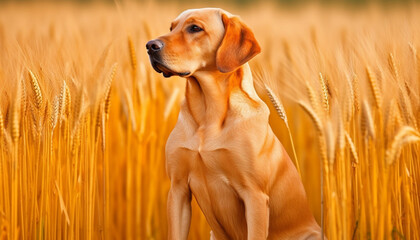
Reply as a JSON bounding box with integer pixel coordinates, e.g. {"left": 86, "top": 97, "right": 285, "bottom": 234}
{"left": 0, "top": 1, "right": 419, "bottom": 239}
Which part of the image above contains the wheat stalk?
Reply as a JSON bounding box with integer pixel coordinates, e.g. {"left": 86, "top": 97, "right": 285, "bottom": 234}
{"left": 71, "top": 119, "right": 82, "bottom": 155}
{"left": 335, "top": 109, "right": 345, "bottom": 161}
{"left": 385, "top": 99, "right": 400, "bottom": 146}
{"left": 299, "top": 101, "right": 324, "bottom": 135}
{"left": 388, "top": 53, "right": 418, "bottom": 129}
{"left": 325, "top": 119, "right": 336, "bottom": 164}
{"left": 164, "top": 88, "right": 180, "bottom": 120}
{"left": 142, "top": 20, "right": 152, "bottom": 40}
{"left": 55, "top": 181, "right": 70, "bottom": 225}
{"left": 305, "top": 81, "right": 322, "bottom": 116}
{"left": 265, "top": 84, "right": 301, "bottom": 176}
{"left": 73, "top": 87, "right": 86, "bottom": 122}
{"left": 386, "top": 126, "right": 420, "bottom": 165}
{"left": 299, "top": 99, "right": 326, "bottom": 240}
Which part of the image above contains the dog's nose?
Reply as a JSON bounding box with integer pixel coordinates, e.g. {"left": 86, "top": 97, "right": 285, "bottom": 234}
{"left": 146, "top": 40, "right": 164, "bottom": 53}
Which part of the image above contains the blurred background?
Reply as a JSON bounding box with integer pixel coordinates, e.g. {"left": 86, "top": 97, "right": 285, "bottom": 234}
{"left": 0, "top": 0, "right": 419, "bottom": 239}
{"left": 1, "top": 0, "right": 420, "bottom": 6}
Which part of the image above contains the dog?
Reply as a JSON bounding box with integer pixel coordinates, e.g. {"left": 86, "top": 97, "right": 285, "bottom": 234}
{"left": 146, "top": 8, "right": 322, "bottom": 240}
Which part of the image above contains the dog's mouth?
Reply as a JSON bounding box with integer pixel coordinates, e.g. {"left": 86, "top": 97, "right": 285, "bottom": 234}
{"left": 150, "top": 59, "right": 190, "bottom": 78}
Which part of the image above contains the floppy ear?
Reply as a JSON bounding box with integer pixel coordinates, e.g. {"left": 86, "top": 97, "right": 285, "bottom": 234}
{"left": 216, "top": 13, "right": 261, "bottom": 73}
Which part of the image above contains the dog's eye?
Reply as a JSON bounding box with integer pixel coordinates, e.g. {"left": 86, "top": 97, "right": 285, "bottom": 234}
{"left": 188, "top": 25, "right": 203, "bottom": 33}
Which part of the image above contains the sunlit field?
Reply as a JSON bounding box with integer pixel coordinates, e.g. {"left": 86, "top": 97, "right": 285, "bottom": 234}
{"left": 0, "top": 1, "right": 419, "bottom": 239}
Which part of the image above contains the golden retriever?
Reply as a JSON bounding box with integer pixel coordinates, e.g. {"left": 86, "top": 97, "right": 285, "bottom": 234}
{"left": 146, "top": 8, "right": 323, "bottom": 240}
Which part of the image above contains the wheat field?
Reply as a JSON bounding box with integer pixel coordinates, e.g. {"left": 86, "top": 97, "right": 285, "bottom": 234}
{"left": 0, "top": 1, "right": 419, "bottom": 239}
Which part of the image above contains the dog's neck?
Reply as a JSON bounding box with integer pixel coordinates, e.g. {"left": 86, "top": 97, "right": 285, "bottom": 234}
{"left": 185, "top": 63, "right": 260, "bottom": 130}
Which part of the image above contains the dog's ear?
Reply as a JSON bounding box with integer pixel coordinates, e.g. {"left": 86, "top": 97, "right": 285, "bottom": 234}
{"left": 216, "top": 13, "right": 261, "bottom": 73}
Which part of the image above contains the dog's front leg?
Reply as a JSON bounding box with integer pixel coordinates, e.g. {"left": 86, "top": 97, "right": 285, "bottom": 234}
{"left": 242, "top": 191, "right": 270, "bottom": 240}
{"left": 167, "top": 180, "right": 192, "bottom": 240}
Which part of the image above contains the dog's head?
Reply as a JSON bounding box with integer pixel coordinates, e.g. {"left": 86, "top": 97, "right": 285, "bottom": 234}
{"left": 146, "top": 8, "right": 261, "bottom": 78}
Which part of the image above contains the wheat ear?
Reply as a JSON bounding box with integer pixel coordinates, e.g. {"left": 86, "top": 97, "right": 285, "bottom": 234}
{"left": 12, "top": 78, "right": 22, "bottom": 143}
{"left": 65, "top": 84, "right": 72, "bottom": 116}
{"left": 366, "top": 66, "right": 382, "bottom": 109}
{"left": 361, "top": 101, "right": 375, "bottom": 139}
{"left": 265, "top": 84, "right": 288, "bottom": 123}
{"left": 50, "top": 96, "right": 59, "bottom": 131}
{"left": 318, "top": 72, "right": 329, "bottom": 115}
{"left": 58, "top": 81, "right": 67, "bottom": 125}
{"left": 28, "top": 69, "right": 43, "bottom": 110}
{"left": 128, "top": 36, "right": 137, "bottom": 74}
{"left": 389, "top": 53, "right": 401, "bottom": 82}
{"left": 265, "top": 84, "right": 301, "bottom": 176}
{"left": 0, "top": 109, "right": 4, "bottom": 139}
{"left": 345, "top": 132, "right": 359, "bottom": 164}
{"left": 104, "top": 63, "right": 118, "bottom": 120}
{"left": 21, "top": 74, "right": 27, "bottom": 118}
{"left": 352, "top": 74, "right": 360, "bottom": 113}
{"left": 389, "top": 53, "right": 418, "bottom": 128}
{"left": 345, "top": 75, "right": 355, "bottom": 122}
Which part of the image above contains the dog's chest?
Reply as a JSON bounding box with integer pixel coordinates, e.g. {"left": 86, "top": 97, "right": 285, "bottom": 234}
{"left": 166, "top": 111, "right": 269, "bottom": 175}
{"left": 165, "top": 111, "right": 274, "bottom": 239}
{"left": 187, "top": 149, "right": 248, "bottom": 240}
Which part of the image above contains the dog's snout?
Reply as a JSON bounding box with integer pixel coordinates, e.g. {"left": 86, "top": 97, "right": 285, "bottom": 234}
{"left": 146, "top": 40, "right": 164, "bottom": 54}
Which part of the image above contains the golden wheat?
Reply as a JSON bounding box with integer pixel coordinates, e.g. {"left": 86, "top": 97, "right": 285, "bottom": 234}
{"left": 366, "top": 66, "right": 382, "bottom": 110}
{"left": 386, "top": 126, "right": 420, "bottom": 165}
{"left": 299, "top": 101, "right": 324, "bottom": 135}
{"left": 361, "top": 100, "right": 375, "bottom": 139}
{"left": 318, "top": 72, "right": 329, "bottom": 115}
{"left": 104, "top": 63, "right": 118, "bottom": 120}
{"left": 265, "top": 84, "right": 301, "bottom": 176}
{"left": 0, "top": 109, "right": 4, "bottom": 140}
{"left": 345, "top": 132, "right": 359, "bottom": 164}
{"left": 265, "top": 84, "right": 288, "bottom": 124}
{"left": 28, "top": 69, "right": 43, "bottom": 110}
{"left": 50, "top": 96, "right": 59, "bottom": 131}
{"left": 0, "top": 2, "right": 419, "bottom": 240}
{"left": 11, "top": 80, "right": 21, "bottom": 143}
